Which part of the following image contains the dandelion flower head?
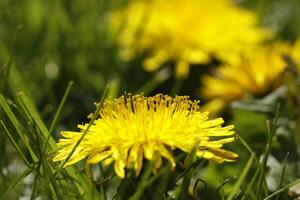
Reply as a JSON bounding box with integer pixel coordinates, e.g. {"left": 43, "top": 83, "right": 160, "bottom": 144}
{"left": 54, "top": 94, "right": 238, "bottom": 178}
{"left": 201, "top": 42, "right": 291, "bottom": 114}
{"left": 110, "top": 0, "right": 271, "bottom": 78}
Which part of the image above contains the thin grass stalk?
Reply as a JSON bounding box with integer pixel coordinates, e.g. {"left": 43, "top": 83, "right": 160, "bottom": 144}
{"left": 16, "top": 92, "right": 57, "bottom": 149}
{"left": 275, "top": 153, "right": 289, "bottom": 200}
{"left": 2, "top": 168, "right": 33, "bottom": 199}
{"left": 43, "top": 81, "right": 74, "bottom": 151}
{"left": 0, "top": 120, "right": 31, "bottom": 167}
{"left": 0, "top": 94, "right": 38, "bottom": 161}
{"left": 30, "top": 120, "right": 45, "bottom": 200}
{"left": 257, "top": 104, "right": 280, "bottom": 199}
{"left": 210, "top": 178, "right": 232, "bottom": 200}
{"left": 55, "top": 84, "right": 109, "bottom": 174}
{"left": 263, "top": 179, "right": 300, "bottom": 200}
{"left": 226, "top": 153, "right": 255, "bottom": 200}
{"left": 129, "top": 161, "right": 153, "bottom": 200}
{"left": 15, "top": 92, "right": 95, "bottom": 197}
{"left": 241, "top": 164, "right": 260, "bottom": 200}
{"left": 98, "top": 164, "right": 108, "bottom": 200}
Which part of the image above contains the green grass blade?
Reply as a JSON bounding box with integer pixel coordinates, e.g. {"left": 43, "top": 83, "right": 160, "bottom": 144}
{"left": 129, "top": 161, "right": 153, "bottom": 200}
{"left": 227, "top": 153, "right": 255, "bottom": 200}
{"left": 0, "top": 120, "right": 31, "bottom": 167}
{"left": 275, "top": 152, "right": 289, "bottom": 200}
{"left": 2, "top": 168, "right": 33, "bottom": 199}
{"left": 178, "top": 145, "right": 198, "bottom": 199}
{"left": 257, "top": 104, "right": 280, "bottom": 198}
{"left": 14, "top": 91, "right": 99, "bottom": 198}
{"left": 238, "top": 135, "right": 256, "bottom": 157}
{"left": 16, "top": 92, "right": 56, "bottom": 149}
{"left": 241, "top": 163, "right": 260, "bottom": 200}
{"left": 0, "top": 94, "right": 38, "bottom": 162}
{"left": 263, "top": 179, "right": 300, "bottom": 200}
{"left": 55, "top": 84, "right": 109, "bottom": 173}
{"left": 43, "top": 81, "right": 74, "bottom": 151}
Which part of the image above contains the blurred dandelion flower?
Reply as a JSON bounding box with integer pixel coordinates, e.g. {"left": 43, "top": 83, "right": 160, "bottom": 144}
{"left": 291, "top": 38, "right": 300, "bottom": 68}
{"left": 53, "top": 94, "right": 238, "bottom": 178}
{"left": 201, "top": 42, "right": 291, "bottom": 114}
{"left": 110, "top": 0, "right": 270, "bottom": 78}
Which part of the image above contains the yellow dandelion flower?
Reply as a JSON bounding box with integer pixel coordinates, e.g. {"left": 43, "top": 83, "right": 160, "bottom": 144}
{"left": 201, "top": 42, "right": 291, "bottom": 114}
{"left": 53, "top": 94, "right": 238, "bottom": 178}
{"left": 110, "top": 0, "right": 271, "bottom": 78}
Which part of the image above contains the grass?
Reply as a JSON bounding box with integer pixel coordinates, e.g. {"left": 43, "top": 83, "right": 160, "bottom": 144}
{"left": 1, "top": 90, "right": 298, "bottom": 199}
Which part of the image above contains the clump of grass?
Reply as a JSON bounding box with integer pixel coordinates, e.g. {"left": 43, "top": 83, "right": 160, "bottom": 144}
{"left": 1, "top": 84, "right": 299, "bottom": 199}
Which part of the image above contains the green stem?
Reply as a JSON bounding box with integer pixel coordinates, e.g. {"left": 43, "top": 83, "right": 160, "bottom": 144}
{"left": 54, "top": 85, "right": 109, "bottom": 175}
{"left": 227, "top": 153, "right": 255, "bottom": 200}
{"left": 43, "top": 81, "right": 73, "bottom": 151}
{"left": 129, "top": 161, "right": 153, "bottom": 200}
{"left": 86, "top": 163, "right": 95, "bottom": 200}
{"left": 0, "top": 120, "right": 31, "bottom": 167}
{"left": 275, "top": 153, "right": 289, "bottom": 200}
{"left": 2, "top": 168, "right": 33, "bottom": 198}
{"left": 263, "top": 179, "right": 300, "bottom": 200}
